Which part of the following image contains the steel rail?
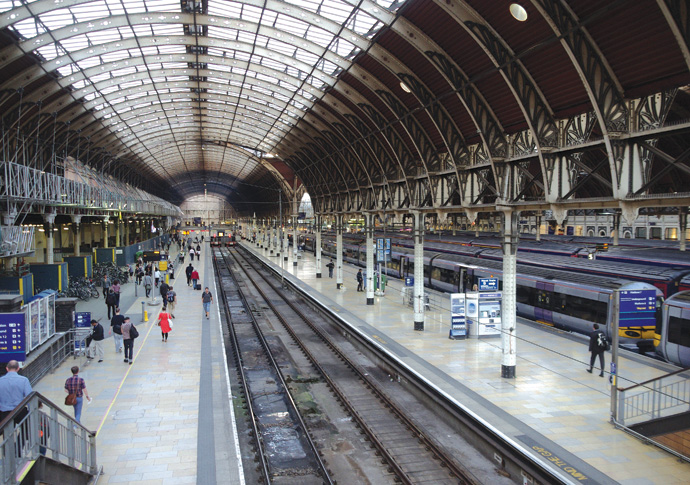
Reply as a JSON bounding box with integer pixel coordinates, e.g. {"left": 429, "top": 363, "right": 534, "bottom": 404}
{"left": 214, "top": 249, "right": 334, "bottom": 485}
{"left": 211, "top": 251, "right": 271, "bottom": 485}
{"left": 231, "top": 245, "right": 476, "bottom": 484}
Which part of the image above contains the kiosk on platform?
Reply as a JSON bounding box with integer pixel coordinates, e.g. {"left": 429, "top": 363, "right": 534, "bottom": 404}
{"left": 466, "top": 288, "right": 502, "bottom": 338}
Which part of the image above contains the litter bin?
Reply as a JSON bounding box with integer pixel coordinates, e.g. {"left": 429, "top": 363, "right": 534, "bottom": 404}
{"left": 374, "top": 274, "right": 387, "bottom": 292}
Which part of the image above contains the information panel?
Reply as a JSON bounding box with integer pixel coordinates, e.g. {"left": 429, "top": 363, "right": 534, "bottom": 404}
{"left": 376, "top": 238, "right": 391, "bottom": 263}
{"left": 449, "top": 293, "right": 467, "bottom": 339}
{"left": 619, "top": 289, "right": 657, "bottom": 329}
{"left": 0, "top": 313, "right": 27, "bottom": 361}
{"left": 478, "top": 278, "right": 498, "bottom": 291}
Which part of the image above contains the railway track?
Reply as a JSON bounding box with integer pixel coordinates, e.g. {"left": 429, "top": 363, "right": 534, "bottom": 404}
{"left": 214, "top": 249, "right": 332, "bottom": 484}
{"left": 218, "top": 246, "right": 480, "bottom": 484}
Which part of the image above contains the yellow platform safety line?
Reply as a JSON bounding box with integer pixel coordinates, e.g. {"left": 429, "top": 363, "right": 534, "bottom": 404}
{"left": 536, "top": 320, "right": 554, "bottom": 327}
{"left": 95, "top": 316, "right": 158, "bottom": 437}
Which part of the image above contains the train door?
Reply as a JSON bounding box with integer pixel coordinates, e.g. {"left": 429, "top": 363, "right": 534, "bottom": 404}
{"left": 534, "top": 281, "right": 554, "bottom": 323}
{"left": 400, "top": 255, "right": 409, "bottom": 279}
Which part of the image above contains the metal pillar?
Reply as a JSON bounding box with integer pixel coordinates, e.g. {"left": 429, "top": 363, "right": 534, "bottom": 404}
{"left": 612, "top": 211, "right": 621, "bottom": 247}
{"left": 283, "top": 223, "right": 289, "bottom": 262}
{"left": 336, "top": 215, "right": 344, "bottom": 289}
{"left": 102, "top": 217, "right": 109, "bottom": 248}
{"left": 365, "top": 213, "right": 375, "bottom": 305}
{"left": 315, "top": 215, "right": 322, "bottom": 278}
{"left": 501, "top": 210, "right": 519, "bottom": 378}
{"left": 452, "top": 214, "right": 457, "bottom": 236}
{"left": 43, "top": 212, "right": 56, "bottom": 264}
{"left": 680, "top": 207, "right": 687, "bottom": 252}
{"left": 115, "top": 219, "right": 121, "bottom": 247}
{"left": 71, "top": 215, "right": 82, "bottom": 256}
{"left": 413, "top": 211, "right": 425, "bottom": 330}
{"left": 293, "top": 190, "right": 298, "bottom": 266}
{"left": 535, "top": 214, "right": 541, "bottom": 242}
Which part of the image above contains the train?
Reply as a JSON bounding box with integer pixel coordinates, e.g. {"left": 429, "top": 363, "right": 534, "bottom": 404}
{"left": 301, "top": 233, "right": 690, "bottom": 297}
{"left": 317, "top": 237, "right": 663, "bottom": 350}
{"left": 210, "top": 232, "right": 236, "bottom": 247}
{"left": 656, "top": 291, "right": 690, "bottom": 367}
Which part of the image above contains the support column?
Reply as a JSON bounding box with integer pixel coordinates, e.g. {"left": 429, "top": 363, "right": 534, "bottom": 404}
{"left": 413, "top": 211, "right": 425, "bottom": 331}
{"left": 71, "top": 215, "right": 82, "bottom": 256}
{"left": 125, "top": 219, "right": 130, "bottom": 246}
{"left": 612, "top": 211, "right": 621, "bottom": 247}
{"left": 43, "top": 212, "right": 56, "bottom": 264}
{"left": 501, "top": 210, "right": 519, "bottom": 379}
{"left": 680, "top": 207, "right": 687, "bottom": 252}
{"left": 365, "top": 213, "right": 375, "bottom": 305}
{"left": 315, "top": 215, "right": 322, "bottom": 278}
{"left": 283, "top": 224, "right": 289, "bottom": 262}
{"left": 102, "top": 217, "right": 109, "bottom": 248}
{"left": 452, "top": 215, "right": 457, "bottom": 236}
{"left": 535, "top": 214, "right": 541, "bottom": 241}
{"left": 336, "top": 215, "right": 344, "bottom": 289}
{"left": 115, "top": 219, "right": 121, "bottom": 247}
{"left": 293, "top": 190, "right": 298, "bottom": 266}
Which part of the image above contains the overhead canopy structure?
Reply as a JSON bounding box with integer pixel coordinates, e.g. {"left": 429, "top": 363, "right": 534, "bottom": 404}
{"left": 1, "top": 0, "right": 689, "bottom": 219}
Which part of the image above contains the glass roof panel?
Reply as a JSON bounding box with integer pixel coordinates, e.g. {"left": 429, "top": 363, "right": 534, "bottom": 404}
{"left": 3, "top": 0, "right": 405, "bottom": 186}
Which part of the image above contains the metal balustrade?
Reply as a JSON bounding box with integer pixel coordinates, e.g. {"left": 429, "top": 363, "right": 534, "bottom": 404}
{"left": 0, "top": 392, "right": 98, "bottom": 485}
{"left": 0, "top": 161, "right": 181, "bottom": 218}
{"left": 618, "top": 368, "right": 690, "bottom": 426}
{"left": 0, "top": 226, "right": 33, "bottom": 257}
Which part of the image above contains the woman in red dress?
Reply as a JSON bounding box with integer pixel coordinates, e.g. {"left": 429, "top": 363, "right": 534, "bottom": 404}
{"left": 157, "top": 309, "right": 173, "bottom": 342}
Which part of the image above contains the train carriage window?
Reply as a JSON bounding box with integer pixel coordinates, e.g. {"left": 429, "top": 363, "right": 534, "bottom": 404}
{"left": 408, "top": 261, "right": 414, "bottom": 275}
{"left": 424, "top": 263, "right": 431, "bottom": 279}
{"left": 431, "top": 267, "right": 441, "bottom": 281}
{"left": 668, "top": 316, "right": 690, "bottom": 347}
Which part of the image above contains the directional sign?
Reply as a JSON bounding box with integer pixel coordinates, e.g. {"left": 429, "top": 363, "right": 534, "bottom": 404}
{"left": 376, "top": 238, "right": 391, "bottom": 262}
{"left": 0, "top": 313, "right": 27, "bottom": 361}
{"left": 619, "top": 289, "right": 657, "bottom": 329}
{"left": 478, "top": 278, "right": 499, "bottom": 291}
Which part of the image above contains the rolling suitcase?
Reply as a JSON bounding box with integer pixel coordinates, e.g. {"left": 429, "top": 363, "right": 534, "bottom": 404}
{"left": 195, "top": 283, "right": 202, "bottom": 290}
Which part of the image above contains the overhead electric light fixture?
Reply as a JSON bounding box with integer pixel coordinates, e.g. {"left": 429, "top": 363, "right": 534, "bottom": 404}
{"left": 510, "top": 3, "right": 528, "bottom": 21}
{"left": 400, "top": 81, "right": 411, "bottom": 93}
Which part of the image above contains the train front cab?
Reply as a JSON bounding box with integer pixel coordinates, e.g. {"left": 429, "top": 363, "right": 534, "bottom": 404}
{"left": 655, "top": 291, "right": 690, "bottom": 366}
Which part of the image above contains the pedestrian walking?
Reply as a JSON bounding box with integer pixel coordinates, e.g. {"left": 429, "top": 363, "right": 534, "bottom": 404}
{"left": 202, "top": 287, "right": 213, "bottom": 319}
{"left": 157, "top": 308, "right": 173, "bottom": 342}
{"left": 191, "top": 268, "right": 200, "bottom": 289}
{"left": 327, "top": 259, "right": 335, "bottom": 278}
{"left": 135, "top": 264, "right": 144, "bottom": 285}
{"left": 102, "top": 275, "right": 111, "bottom": 299}
{"left": 196, "top": 244, "right": 201, "bottom": 260}
{"left": 0, "top": 360, "right": 32, "bottom": 423}
{"left": 159, "top": 280, "right": 170, "bottom": 308}
{"left": 166, "top": 286, "right": 177, "bottom": 313}
{"left": 189, "top": 247, "right": 195, "bottom": 260}
{"left": 110, "top": 279, "right": 121, "bottom": 307}
{"left": 87, "top": 319, "right": 105, "bottom": 362}
{"left": 356, "top": 269, "right": 363, "bottom": 291}
{"left": 105, "top": 289, "right": 117, "bottom": 319}
{"left": 186, "top": 263, "right": 194, "bottom": 286}
{"left": 64, "top": 366, "right": 90, "bottom": 423}
{"left": 111, "top": 308, "right": 125, "bottom": 354}
{"left": 121, "top": 317, "right": 137, "bottom": 365}
{"left": 587, "top": 323, "right": 608, "bottom": 377}
{"left": 154, "top": 268, "right": 161, "bottom": 288}
{"left": 143, "top": 273, "right": 153, "bottom": 297}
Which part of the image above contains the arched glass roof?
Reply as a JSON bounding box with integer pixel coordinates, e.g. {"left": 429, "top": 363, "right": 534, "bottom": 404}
{"left": 0, "top": 0, "right": 401, "bottom": 199}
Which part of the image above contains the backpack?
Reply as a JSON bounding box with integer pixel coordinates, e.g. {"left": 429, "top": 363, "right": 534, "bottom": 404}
{"left": 106, "top": 292, "right": 116, "bottom": 305}
{"left": 596, "top": 332, "right": 609, "bottom": 351}
{"left": 129, "top": 324, "right": 139, "bottom": 339}
{"left": 167, "top": 292, "right": 175, "bottom": 303}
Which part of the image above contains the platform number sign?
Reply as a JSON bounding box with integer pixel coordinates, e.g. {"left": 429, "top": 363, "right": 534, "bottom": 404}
{"left": 0, "top": 313, "right": 27, "bottom": 361}
{"left": 619, "top": 289, "right": 657, "bottom": 329}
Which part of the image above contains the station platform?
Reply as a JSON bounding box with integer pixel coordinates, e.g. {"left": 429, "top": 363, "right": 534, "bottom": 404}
{"left": 242, "top": 240, "right": 690, "bottom": 485}
{"left": 30, "top": 242, "right": 244, "bottom": 485}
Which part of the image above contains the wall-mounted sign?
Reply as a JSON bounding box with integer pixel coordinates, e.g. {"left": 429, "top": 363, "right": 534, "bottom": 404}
{"left": 478, "top": 278, "right": 499, "bottom": 291}
{"left": 0, "top": 313, "right": 26, "bottom": 361}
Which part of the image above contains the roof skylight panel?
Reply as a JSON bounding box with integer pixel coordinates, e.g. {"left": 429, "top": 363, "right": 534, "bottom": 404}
{"left": 303, "top": 26, "right": 334, "bottom": 49}
{"left": 208, "top": 25, "right": 239, "bottom": 41}
{"left": 333, "top": 37, "right": 356, "bottom": 57}
{"left": 151, "top": 23, "right": 182, "bottom": 36}
{"left": 294, "top": 48, "right": 319, "bottom": 65}
{"left": 12, "top": 17, "right": 44, "bottom": 38}
{"left": 36, "top": 43, "right": 64, "bottom": 61}
{"left": 71, "top": 1, "right": 110, "bottom": 23}
{"left": 207, "top": 2, "right": 242, "bottom": 18}
{"left": 120, "top": 0, "right": 147, "bottom": 15}
{"left": 140, "top": 0, "right": 179, "bottom": 11}
{"left": 317, "top": 1, "right": 354, "bottom": 24}
{"left": 238, "top": 3, "right": 263, "bottom": 23}
{"left": 236, "top": 29, "right": 256, "bottom": 44}
{"left": 36, "top": 8, "right": 76, "bottom": 30}
{"left": 346, "top": 10, "right": 377, "bottom": 35}
{"left": 265, "top": 37, "right": 297, "bottom": 58}
{"left": 76, "top": 56, "right": 102, "bottom": 69}
{"left": 283, "top": 0, "right": 320, "bottom": 13}
{"left": 273, "top": 13, "right": 310, "bottom": 38}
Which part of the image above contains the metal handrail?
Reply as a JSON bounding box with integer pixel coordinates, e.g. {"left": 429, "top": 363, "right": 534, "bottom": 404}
{"left": 0, "top": 391, "right": 97, "bottom": 485}
{"left": 619, "top": 367, "right": 690, "bottom": 392}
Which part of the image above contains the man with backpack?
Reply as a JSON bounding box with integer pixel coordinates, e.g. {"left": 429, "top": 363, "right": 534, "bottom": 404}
{"left": 587, "top": 323, "right": 608, "bottom": 377}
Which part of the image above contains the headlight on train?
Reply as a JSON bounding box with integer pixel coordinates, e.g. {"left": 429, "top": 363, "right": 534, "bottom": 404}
{"left": 624, "top": 330, "right": 641, "bottom": 338}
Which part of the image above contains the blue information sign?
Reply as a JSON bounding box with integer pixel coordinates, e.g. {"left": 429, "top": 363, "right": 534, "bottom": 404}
{"left": 478, "top": 278, "right": 499, "bottom": 291}
{"left": 376, "top": 238, "right": 391, "bottom": 262}
{"left": 619, "top": 290, "right": 657, "bottom": 328}
{"left": 405, "top": 277, "right": 414, "bottom": 287}
{"left": 0, "top": 313, "right": 27, "bottom": 361}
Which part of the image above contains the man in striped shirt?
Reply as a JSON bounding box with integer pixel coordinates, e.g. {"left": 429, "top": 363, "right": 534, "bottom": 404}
{"left": 64, "top": 366, "right": 91, "bottom": 423}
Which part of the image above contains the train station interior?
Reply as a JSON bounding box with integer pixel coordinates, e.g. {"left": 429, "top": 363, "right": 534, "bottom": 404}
{"left": 1, "top": 0, "right": 690, "bottom": 483}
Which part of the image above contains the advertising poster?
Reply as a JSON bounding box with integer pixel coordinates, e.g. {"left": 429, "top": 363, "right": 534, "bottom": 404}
{"left": 29, "top": 299, "right": 40, "bottom": 350}
{"left": 39, "top": 295, "right": 49, "bottom": 342}
{"left": 48, "top": 293, "right": 56, "bottom": 336}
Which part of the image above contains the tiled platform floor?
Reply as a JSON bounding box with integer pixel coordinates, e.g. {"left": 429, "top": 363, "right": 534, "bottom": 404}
{"left": 244, "top": 239, "right": 690, "bottom": 485}
{"left": 32, "top": 243, "right": 243, "bottom": 485}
